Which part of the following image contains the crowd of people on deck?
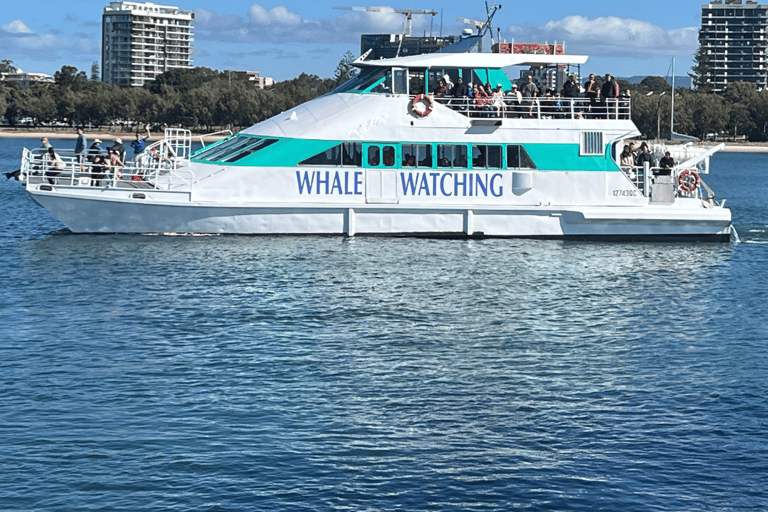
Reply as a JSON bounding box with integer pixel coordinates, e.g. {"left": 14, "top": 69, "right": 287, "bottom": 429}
{"left": 431, "top": 72, "right": 631, "bottom": 119}
{"left": 619, "top": 141, "right": 676, "bottom": 180}
{"left": 37, "top": 126, "right": 155, "bottom": 185}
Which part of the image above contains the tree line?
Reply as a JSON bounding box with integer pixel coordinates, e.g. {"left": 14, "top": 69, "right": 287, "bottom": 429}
{"left": 2, "top": 54, "right": 767, "bottom": 141}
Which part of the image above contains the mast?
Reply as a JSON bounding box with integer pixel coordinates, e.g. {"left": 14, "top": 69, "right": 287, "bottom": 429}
{"left": 671, "top": 57, "right": 675, "bottom": 138}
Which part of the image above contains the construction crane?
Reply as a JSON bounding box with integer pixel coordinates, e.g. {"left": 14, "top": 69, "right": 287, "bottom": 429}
{"left": 457, "top": 2, "right": 501, "bottom": 52}
{"left": 333, "top": 6, "right": 438, "bottom": 36}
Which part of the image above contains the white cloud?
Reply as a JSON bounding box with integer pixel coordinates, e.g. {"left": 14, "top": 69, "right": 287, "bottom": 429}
{"left": 3, "top": 20, "right": 33, "bottom": 34}
{"left": 505, "top": 15, "right": 698, "bottom": 58}
{"left": 248, "top": 5, "right": 302, "bottom": 26}
{"left": 194, "top": 4, "right": 433, "bottom": 46}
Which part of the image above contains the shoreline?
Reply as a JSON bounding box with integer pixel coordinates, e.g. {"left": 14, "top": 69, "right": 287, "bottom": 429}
{"left": 2, "top": 129, "right": 768, "bottom": 152}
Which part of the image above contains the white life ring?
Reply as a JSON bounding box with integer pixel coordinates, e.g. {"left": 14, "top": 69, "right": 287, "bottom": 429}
{"left": 411, "top": 94, "right": 434, "bottom": 117}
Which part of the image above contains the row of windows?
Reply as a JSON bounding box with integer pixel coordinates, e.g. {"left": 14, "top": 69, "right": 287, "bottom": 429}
{"left": 299, "top": 142, "right": 538, "bottom": 170}
{"left": 193, "top": 134, "right": 604, "bottom": 166}
{"left": 194, "top": 136, "right": 278, "bottom": 163}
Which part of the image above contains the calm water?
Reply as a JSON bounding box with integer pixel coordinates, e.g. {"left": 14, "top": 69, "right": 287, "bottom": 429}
{"left": 1, "top": 137, "right": 767, "bottom": 511}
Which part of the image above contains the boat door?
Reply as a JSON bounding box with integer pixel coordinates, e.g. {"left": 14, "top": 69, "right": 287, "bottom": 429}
{"left": 365, "top": 144, "right": 399, "bottom": 204}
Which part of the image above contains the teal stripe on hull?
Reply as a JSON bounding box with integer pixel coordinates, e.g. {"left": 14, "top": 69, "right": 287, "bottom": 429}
{"left": 193, "top": 137, "right": 621, "bottom": 172}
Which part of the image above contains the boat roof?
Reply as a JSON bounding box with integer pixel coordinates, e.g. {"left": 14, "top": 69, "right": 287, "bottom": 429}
{"left": 355, "top": 52, "right": 589, "bottom": 69}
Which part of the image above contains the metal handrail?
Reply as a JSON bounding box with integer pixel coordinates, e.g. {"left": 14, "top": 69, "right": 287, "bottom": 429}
{"left": 196, "top": 129, "right": 233, "bottom": 148}
{"left": 429, "top": 96, "right": 632, "bottom": 120}
{"left": 21, "top": 147, "right": 194, "bottom": 192}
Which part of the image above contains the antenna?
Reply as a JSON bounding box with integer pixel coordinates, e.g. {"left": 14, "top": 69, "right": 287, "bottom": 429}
{"left": 333, "top": 6, "right": 438, "bottom": 36}
{"left": 456, "top": 2, "right": 501, "bottom": 52}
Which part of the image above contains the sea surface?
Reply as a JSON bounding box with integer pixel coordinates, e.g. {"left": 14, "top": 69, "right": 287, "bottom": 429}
{"left": 1, "top": 137, "right": 767, "bottom": 511}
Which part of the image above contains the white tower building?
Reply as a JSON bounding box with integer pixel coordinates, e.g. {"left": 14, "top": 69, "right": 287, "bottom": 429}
{"left": 102, "top": 1, "right": 194, "bottom": 87}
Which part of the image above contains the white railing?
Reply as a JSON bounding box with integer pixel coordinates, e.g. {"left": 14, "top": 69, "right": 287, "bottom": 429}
{"left": 21, "top": 146, "right": 193, "bottom": 192}
{"left": 196, "top": 129, "right": 233, "bottom": 148}
{"left": 430, "top": 96, "right": 632, "bottom": 120}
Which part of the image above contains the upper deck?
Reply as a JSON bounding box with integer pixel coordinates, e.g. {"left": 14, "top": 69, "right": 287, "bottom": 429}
{"left": 336, "top": 52, "right": 630, "bottom": 121}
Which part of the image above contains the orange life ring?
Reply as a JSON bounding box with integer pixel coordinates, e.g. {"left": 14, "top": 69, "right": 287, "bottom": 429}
{"left": 678, "top": 168, "right": 700, "bottom": 193}
{"left": 411, "top": 94, "right": 434, "bottom": 117}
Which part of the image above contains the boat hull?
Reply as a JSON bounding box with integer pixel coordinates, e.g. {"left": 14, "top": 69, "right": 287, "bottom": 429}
{"left": 27, "top": 189, "right": 732, "bottom": 242}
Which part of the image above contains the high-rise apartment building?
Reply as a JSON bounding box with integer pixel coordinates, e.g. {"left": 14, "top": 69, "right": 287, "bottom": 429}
{"left": 102, "top": 1, "right": 194, "bottom": 87}
{"left": 699, "top": 0, "right": 768, "bottom": 92}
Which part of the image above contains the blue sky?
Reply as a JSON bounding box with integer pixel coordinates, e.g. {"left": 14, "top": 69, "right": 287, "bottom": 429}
{"left": 2, "top": 0, "right": 705, "bottom": 82}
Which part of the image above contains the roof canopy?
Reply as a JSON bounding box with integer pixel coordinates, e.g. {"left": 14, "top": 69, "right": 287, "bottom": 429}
{"left": 355, "top": 52, "right": 589, "bottom": 69}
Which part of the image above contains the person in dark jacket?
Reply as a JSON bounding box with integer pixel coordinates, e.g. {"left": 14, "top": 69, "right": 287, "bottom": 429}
{"left": 635, "top": 144, "right": 655, "bottom": 170}
{"left": 600, "top": 74, "right": 620, "bottom": 118}
{"left": 88, "top": 139, "right": 103, "bottom": 163}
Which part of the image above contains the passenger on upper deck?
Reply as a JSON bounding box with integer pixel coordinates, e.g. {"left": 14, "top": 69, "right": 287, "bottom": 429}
{"left": 433, "top": 79, "right": 448, "bottom": 101}
{"left": 522, "top": 75, "right": 539, "bottom": 118}
{"left": 601, "top": 74, "right": 620, "bottom": 118}
{"left": 584, "top": 74, "right": 600, "bottom": 117}
{"left": 562, "top": 74, "right": 581, "bottom": 99}
{"left": 506, "top": 84, "right": 523, "bottom": 118}
{"left": 451, "top": 77, "right": 469, "bottom": 110}
{"left": 492, "top": 84, "right": 506, "bottom": 117}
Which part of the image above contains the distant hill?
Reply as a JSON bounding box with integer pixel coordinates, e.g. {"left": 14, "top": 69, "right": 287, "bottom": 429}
{"left": 620, "top": 75, "right": 692, "bottom": 89}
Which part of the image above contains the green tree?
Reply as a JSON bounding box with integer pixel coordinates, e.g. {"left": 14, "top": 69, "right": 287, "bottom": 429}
{"left": 54, "top": 65, "right": 88, "bottom": 89}
{"left": 0, "top": 85, "right": 8, "bottom": 121}
{"left": 689, "top": 44, "right": 714, "bottom": 93}
{"left": 334, "top": 51, "right": 358, "bottom": 84}
{"left": 690, "top": 93, "right": 727, "bottom": 139}
{"left": 639, "top": 76, "right": 669, "bottom": 94}
{"left": 0, "top": 59, "right": 17, "bottom": 73}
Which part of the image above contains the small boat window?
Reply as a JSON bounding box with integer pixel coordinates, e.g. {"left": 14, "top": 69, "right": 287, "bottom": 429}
{"left": 408, "top": 68, "right": 426, "bottom": 95}
{"left": 506, "top": 145, "right": 537, "bottom": 169}
{"left": 472, "top": 145, "right": 502, "bottom": 169}
{"left": 393, "top": 69, "right": 408, "bottom": 95}
{"left": 402, "top": 144, "right": 432, "bottom": 168}
{"left": 436, "top": 144, "right": 468, "bottom": 168}
{"left": 300, "top": 142, "right": 362, "bottom": 167}
{"left": 368, "top": 146, "right": 380, "bottom": 166}
{"left": 383, "top": 146, "right": 396, "bottom": 167}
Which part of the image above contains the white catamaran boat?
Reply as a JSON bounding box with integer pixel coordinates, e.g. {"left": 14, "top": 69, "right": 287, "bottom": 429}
{"left": 17, "top": 48, "right": 732, "bottom": 241}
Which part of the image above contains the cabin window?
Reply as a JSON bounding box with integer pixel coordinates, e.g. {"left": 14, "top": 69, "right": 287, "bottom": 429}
{"left": 300, "top": 143, "right": 362, "bottom": 167}
{"left": 580, "top": 132, "right": 604, "bottom": 156}
{"left": 369, "top": 69, "right": 393, "bottom": 94}
{"left": 219, "top": 138, "right": 278, "bottom": 163}
{"left": 408, "top": 68, "right": 426, "bottom": 95}
{"left": 336, "top": 67, "right": 389, "bottom": 94}
{"left": 342, "top": 143, "right": 362, "bottom": 166}
{"left": 194, "top": 135, "right": 253, "bottom": 161}
{"left": 368, "top": 146, "right": 380, "bottom": 166}
{"left": 472, "top": 145, "right": 502, "bottom": 169}
{"left": 436, "top": 144, "right": 468, "bottom": 168}
{"left": 393, "top": 69, "right": 408, "bottom": 95}
{"left": 506, "top": 145, "right": 537, "bottom": 169}
{"left": 402, "top": 144, "right": 432, "bottom": 168}
{"left": 382, "top": 146, "right": 396, "bottom": 167}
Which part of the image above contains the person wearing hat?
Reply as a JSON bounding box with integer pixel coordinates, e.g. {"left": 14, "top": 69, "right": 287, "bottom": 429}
{"left": 507, "top": 83, "right": 523, "bottom": 117}
{"left": 110, "top": 138, "right": 126, "bottom": 163}
{"left": 88, "top": 138, "right": 104, "bottom": 163}
{"left": 492, "top": 83, "right": 505, "bottom": 117}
